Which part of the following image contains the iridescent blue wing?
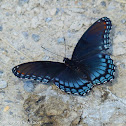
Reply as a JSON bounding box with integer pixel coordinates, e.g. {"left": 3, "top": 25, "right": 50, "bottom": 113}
{"left": 54, "top": 67, "right": 93, "bottom": 96}
{"left": 71, "top": 17, "right": 115, "bottom": 85}
{"left": 78, "top": 53, "right": 115, "bottom": 85}
{"left": 12, "top": 61, "right": 66, "bottom": 83}
{"left": 12, "top": 61, "right": 93, "bottom": 95}
{"left": 53, "top": 54, "right": 115, "bottom": 96}
{"left": 72, "top": 17, "right": 112, "bottom": 60}
{"left": 12, "top": 17, "right": 115, "bottom": 96}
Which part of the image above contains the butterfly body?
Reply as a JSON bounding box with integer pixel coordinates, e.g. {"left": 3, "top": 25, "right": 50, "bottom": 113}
{"left": 64, "top": 58, "right": 81, "bottom": 72}
{"left": 12, "top": 17, "right": 115, "bottom": 96}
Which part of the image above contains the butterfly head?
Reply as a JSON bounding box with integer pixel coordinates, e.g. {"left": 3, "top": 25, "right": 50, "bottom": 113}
{"left": 63, "top": 58, "right": 72, "bottom": 67}
{"left": 63, "top": 58, "right": 69, "bottom": 63}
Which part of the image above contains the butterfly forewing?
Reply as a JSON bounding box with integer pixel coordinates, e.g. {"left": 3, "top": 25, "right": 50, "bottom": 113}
{"left": 72, "top": 17, "right": 112, "bottom": 61}
{"left": 12, "top": 61, "right": 66, "bottom": 83}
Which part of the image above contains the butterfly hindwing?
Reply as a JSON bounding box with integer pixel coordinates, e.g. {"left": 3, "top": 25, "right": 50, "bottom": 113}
{"left": 54, "top": 67, "right": 93, "bottom": 96}
{"left": 77, "top": 53, "right": 115, "bottom": 85}
{"left": 91, "top": 54, "right": 115, "bottom": 84}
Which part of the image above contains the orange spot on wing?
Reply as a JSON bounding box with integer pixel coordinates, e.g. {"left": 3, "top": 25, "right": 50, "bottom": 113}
{"left": 17, "top": 70, "right": 25, "bottom": 75}
{"left": 17, "top": 70, "right": 21, "bottom": 73}
{"left": 104, "top": 26, "right": 106, "bottom": 29}
{"left": 103, "top": 22, "right": 106, "bottom": 25}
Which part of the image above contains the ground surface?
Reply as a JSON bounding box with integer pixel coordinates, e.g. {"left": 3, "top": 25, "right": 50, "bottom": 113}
{"left": 0, "top": 0, "right": 126, "bottom": 126}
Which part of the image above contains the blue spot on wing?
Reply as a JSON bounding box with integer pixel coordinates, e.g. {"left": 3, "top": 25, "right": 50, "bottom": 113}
{"left": 90, "top": 54, "right": 115, "bottom": 84}
{"left": 54, "top": 68, "right": 94, "bottom": 96}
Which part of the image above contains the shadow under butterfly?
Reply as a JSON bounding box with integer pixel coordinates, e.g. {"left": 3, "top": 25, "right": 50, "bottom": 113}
{"left": 12, "top": 17, "right": 115, "bottom": 96}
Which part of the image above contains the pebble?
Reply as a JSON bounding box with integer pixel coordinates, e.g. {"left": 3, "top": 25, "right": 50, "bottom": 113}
{"left": 121, "top": 19, "right": 126, "bottom": 24}
{"left": 60, "top": 8, "right": 64, "bottom": 13}
{"left": 6, "top": 12, "right": 10, "bottom": 16}
{"left": 18, "top": 0, "right": 29, "bottom": 6}
{"left": 0, "top": 79, "right": 8, "bottom": 89}
{"left": 78, "top": 2, "right": 82, "bottom": 6}
{"left": 3, "top": 106, "right": 10, "bottom": 112}
{"left": 23, "top": 81, "right": 35, "bottom": 92}
{"left": 45, "top": 17, "right": 52, "bottom": 23}
{"left": 4, "top": 100, "right": 13, "bottom": 103}
{"left": 0, "top": 26, "right": 3, "bottom": 31}
{"left": 56, "top": 8, "right": 60, "bottom": 15}
{"left": 57, "top": 37, "right": 65, "bottom": 43}
{"left": 22, "top": 31, "right": 29, "bottom": 39}
{"left": 9, "top": 111, "right": 13, "bottom": 115}
{"left": 67, "top": 31, "right": 73, "bottom": 38}
{"left": 16, "top": 94, "right": 24, "bottom": 100}
{"left": 42, "top": 56, "right": 50, "bottom": 60}
{"left": 101, "top": 1, "right": 106, "bottom": 6}
{"left": 0, "top": 70, "right": 3, "bottom": 76}
{"left": 32, "top": 34, "right": 40, "bottom": 42}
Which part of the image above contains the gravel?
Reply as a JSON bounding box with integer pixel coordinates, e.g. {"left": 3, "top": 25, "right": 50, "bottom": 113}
{"left": 0, "top": 79, "right": 8, "bottom": 89}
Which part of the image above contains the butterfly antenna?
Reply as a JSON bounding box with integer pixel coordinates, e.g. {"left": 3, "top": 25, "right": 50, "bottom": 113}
{"left": 64, "top": 38, "right": 67, "bottom": 58}
{"left": 41, "top": 46, "right": 64, "bottom": 58}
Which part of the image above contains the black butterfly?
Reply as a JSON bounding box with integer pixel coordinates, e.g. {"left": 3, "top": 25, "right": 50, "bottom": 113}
{"left": 12, "top": 17, "right": 115, "bottom": 96}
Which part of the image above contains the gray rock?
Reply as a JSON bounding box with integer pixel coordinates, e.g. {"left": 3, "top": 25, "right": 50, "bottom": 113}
{"left": 121, "top": 19, "right": 126, "bottom": 24}
{"left": 60, "top": 8, "right": 64, "bottom": 13}
{"left": 0, "top": 26, "right": 3, "bottom": 31}
{"left": 42, "top": 56, "right": 50, "bottom": 60}
{"left": 23, "top": 81, "right": 35, "bottom": 92}
{"left": 4, "top": 100, "right": 13, "bottom": 103}
{"left": 6, "top": 12, "right": 10, "bottom": 16}
{"left": 56, "top": 8, "right": 60, "bottom": 15}
{"left": 0, "top": 70, "right": 3, "bottom": 76}
{"left": 9, "top": 112, "right": 13, "bottom": 115}
{"left": 32, "top": 34, "right": 40, "bottom": 42}
{"left": 78, "top": 2, "right": 82, "bottom": 6}
{"left": 67, "top": 31, "right": 73, "bottom": 38}
{"left": 45, "top": 17, "right": 52, "bottom": 23}
{"left": 18, "top": 0, "right": 29, "bottom": 6}
{"left": 0, "top": 79, "right": 8, "bottom": 89}
{"left": 57, "top": 37, "right": 65, "bottom": 43}
{"left": 22, "top": 31, "right": 29, "bottom": 39}
{"left": 101, "top": 1, "right": 106, "bottom": 6}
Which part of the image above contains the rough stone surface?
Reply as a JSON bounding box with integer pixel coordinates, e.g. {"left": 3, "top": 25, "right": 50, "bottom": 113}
{"left": 57, "top": 37, "right": 65, "bottom": 43}
{"left": 0, "top": 26, "right": 3, "bottom": 31}
{"left": 32, "top": 34, "right": 40, "bottom": 42}
{"left": 0, "top": 79, "right": 8, "bottom": 89}
{"left": 23, "top": 81, "right": 35, "bottom": 92}
{"left": 0, "top": 0, "right": 126, "bottom": 126}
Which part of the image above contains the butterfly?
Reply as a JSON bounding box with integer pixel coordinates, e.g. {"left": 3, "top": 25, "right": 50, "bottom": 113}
{"left": 12, "top": 17, "right": 115, "bottom": 96}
